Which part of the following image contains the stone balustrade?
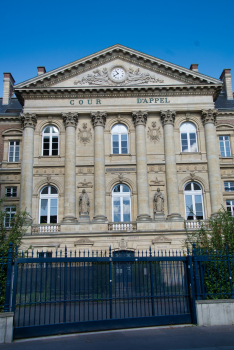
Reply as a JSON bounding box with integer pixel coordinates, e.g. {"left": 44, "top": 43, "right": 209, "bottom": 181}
{"left": 108, "top": 222, "right": 137, "bottom": 231}
{"left": 32, "top": 224, "right": 61, "bottom": 234}
{"left": 185, "top": 220, "right": 209, "bottom": 229}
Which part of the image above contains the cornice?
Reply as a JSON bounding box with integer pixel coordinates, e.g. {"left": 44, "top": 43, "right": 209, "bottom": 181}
{"left": 15, "top": 84, "right": 222, "bottom": 102}
{"left": 0, "top": 116, "right": 21, "bottom": 122}
{"left": 14, "top": 45, "right": 221, "bottom": 91}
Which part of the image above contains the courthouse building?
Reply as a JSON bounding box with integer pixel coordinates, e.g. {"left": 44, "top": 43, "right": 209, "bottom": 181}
{"left": 0, "top": 44, "right": 234, "bottom": 253}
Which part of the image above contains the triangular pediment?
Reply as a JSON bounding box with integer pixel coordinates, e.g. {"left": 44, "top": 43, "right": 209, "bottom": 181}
{"left": 14, "top": 44, "right": 222, "bottom": 91}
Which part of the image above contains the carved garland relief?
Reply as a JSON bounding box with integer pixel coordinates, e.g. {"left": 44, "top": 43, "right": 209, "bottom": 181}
{"left": 74, "top": 67, "right": 164, "bottom": 86}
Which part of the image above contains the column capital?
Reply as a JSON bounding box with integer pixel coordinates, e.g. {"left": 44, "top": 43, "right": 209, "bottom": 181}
{"left": 91, "top": 111, "right": 107, "bottom": 127}
{"left": 20, "top": 113, "right": 37, "bottom": 129}
{"left": 62, "top": 112, "right": 78, "bottom": 128}
{"left": 132, "top": 110, "right": 148, "bottom": 127}
{"left": 201, "top": 109, "right": 218, "bottom": 125}
{"left": 160, "top": 110, "right": 176, "bottom": 127}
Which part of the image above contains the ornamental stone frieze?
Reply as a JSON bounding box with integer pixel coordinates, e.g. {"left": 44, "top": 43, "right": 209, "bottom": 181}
{"left": 91, "top": 111, "right": 107, "bottom": 127}
{"left": 160, "top": 110, "right": 176, "bottom": 126}
{"left": 20, "top": 113, "right": 37, "bottom": 129}
{"left": 132, "top": 111, "right": 148, "bottom": 127}
{"left": 62, "top": 112, "right": 78, "bottom": 128}
{"left": 201, "top": 109, "right": 218, "bottom": 125}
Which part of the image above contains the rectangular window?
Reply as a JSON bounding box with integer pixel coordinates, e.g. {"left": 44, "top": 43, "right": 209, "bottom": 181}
{"left": 8, "top": 141, "right": 20, "bottom": 162}
{"left": 224, "top": 182, "right": 234, "bottom": 192}
{"left": 226, "top": 200, "right": 234, "bottom": 216}
{"left": 219, "top": 136, "right": 231, "bottom": 157}
{"left": 121, "top": 135, "right": 128, "bottom": 154}
{"left": 5, "top": 187, "right": 17, "bottom": 197}
{"left": 112, "top": 135, "right": 119, "bottom": 154}
{"left": 4, "top": 206, "right": 16, "bottom": 228}
{"left": 181, "top": 133, "right": 188, "bottom": 152}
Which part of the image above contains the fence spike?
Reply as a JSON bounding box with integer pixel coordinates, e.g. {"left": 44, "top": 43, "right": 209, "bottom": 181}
{"left": 109, "top": 246, "right": 111, "bottom": 257}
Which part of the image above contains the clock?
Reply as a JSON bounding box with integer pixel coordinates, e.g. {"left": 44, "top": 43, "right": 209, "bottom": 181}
{"left": 111, "top": 67, "right": 125, "bottom": 81}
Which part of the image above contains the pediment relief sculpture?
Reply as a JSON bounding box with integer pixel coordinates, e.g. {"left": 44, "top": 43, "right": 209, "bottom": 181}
{"left": 74, "top": 67, "right": 164, "bottom": 86}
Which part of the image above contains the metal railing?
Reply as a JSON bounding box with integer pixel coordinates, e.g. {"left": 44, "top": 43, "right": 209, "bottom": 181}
{"left": 0, "top": 243, "right": 13, "bottom": 312}
{"left": 32, "top": 224, "right": 61, "bottom": 234}
{"left": 192, "top": 244, "right": 234, "bottom": 300}
{"left": 185, "top": 220, "right": 209, "bottom": 230}
{"left": 108, "top": 222, "right": 137, "bottom": 231}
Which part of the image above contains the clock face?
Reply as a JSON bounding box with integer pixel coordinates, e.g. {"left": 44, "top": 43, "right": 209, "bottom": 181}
{"left": 111, "top": 67, "right": 125, "bottom": 81}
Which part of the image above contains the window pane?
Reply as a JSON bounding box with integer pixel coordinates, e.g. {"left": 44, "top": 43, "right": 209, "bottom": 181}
{"left": 123, "top": 198, "right": 130, "bottom": 221}
{"left": 40, "top": 216, "right": 47, "bottom": 224}
{"left": 113, "top": 185, "right": 120, "bottom": 192}
{"left": 41, "top": 199, "right": 48, "bottom": 216}
{"left": 121, "top": 148, "right": 128, "bottom": 154}
{"left": 193, "top": 183, "right": 201, "bottom": 191}
{"left": 113, "top": 197, "right": 121, "bottom": 222}
{"left": 44, "top": 126, "right": 50, "bottom": 133}
{"left": 185, "top": 183, "right": 191, "bottom": 191}
{"left": 122, "top": 185, "right": 130, "bottom": 192}
{"left": 52, "top": 127, "right": 58, "bottom": 133}
{"left": 185, "top": 195, "right": 193, "bottom": 219}
{"left": 41, "top": 187, "right": 48, "bottom": 194}
{"left": 50, "top": 216, "right": 57, "bottom": 224}
{"left": 50, "top": 186, "right": 58, "bottom": 194}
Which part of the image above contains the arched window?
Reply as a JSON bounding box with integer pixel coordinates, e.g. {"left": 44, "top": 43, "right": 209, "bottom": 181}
{"left": 111, "top": 124, "right": 128, "bottom": 154}
{"left": 184, "top": 182, "right": 204, "bottom": 220}
{"left": 39, "top": 186, "right": 58, "bottom": 224}
{"left": 42, "top": 126, "right": 59, "bottom": 156}
{"left": 180, "top": 122, "right": 198, "bottom": 152}
{"left": 112, "top": 184, "right": 131, "bottom": 222}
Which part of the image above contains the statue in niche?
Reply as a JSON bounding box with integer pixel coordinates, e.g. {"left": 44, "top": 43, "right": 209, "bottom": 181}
{"left": 153, "top": 188, "right": 164, "bottom": 213}
{"left": 79, "top": 189, "right": 90, "bottom": 215}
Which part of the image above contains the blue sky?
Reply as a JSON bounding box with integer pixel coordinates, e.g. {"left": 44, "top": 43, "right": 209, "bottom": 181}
{"left": 1, "top": 0, "right": 234, "bottom": 94}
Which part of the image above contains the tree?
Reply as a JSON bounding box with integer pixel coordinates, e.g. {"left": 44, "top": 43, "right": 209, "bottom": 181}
{"left": 0, "top": 202, "right": 31, "bottom": 309}
{"left": 185, "top": 207, "right": 234, "bottom": 251}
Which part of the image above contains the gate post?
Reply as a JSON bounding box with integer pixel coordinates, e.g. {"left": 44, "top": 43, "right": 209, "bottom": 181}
{"left": 109, "top": 247, "right": 113, "bottom": 319}
{"left": 186, "top": 254, "right": 197, "bottom": 324}
{"left": 64, "top": 246, "right": 67, "bottom": 323}
{"left": 226, "top": 247, "right": 234, "bottom": 299}
{"left": 192, "top": 244, "right": 201, "bottom": 300}
{"left": 4, "top": 242, "right": 13, "bottom": 312}
{"left": 149, "top": 247, "right": 155, "bottom": 316}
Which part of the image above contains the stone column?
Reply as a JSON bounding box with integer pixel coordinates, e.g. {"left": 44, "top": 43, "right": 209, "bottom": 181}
{"left": 62, "top": 112, "right": 78, "bottom": 222}
{"left": 20, "top": 113, "right": 37, "bottom": 216}
{"left": 132, "top": 111, "right": 151, "bottom": 221}
{"left": 92, "top": 111, "right": 107, "bottom": 222}
{"left": 161, "top": 110, "right": 182, "bottom": 220}
{"left": 201, "top": 109, "right": 223, "bottom": 215}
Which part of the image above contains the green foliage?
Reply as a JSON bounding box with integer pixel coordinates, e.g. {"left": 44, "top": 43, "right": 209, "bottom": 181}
{"left": 0, "top": 200, "right": 31, "bottom": 309}
{"left": 185, "top": 207, "right": 234, "bottom": 251}
{"left": 0, "top": 200, "right": 31, "bottom": 255}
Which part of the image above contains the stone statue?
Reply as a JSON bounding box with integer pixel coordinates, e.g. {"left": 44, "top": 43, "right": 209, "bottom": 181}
{"left": 154, "top": 188, "right": 164, "bottom": 213}
{"left": 79, "top": 189, "right": 90, "bottom": 215}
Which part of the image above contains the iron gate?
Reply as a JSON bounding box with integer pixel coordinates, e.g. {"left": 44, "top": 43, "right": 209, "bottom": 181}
{"left": 12, "top": 248, "right": 196, "bottom": 339}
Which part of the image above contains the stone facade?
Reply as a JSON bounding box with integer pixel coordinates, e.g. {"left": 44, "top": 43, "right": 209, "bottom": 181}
{"left": 0, "top": 44, "right": 234, "bottom": 254}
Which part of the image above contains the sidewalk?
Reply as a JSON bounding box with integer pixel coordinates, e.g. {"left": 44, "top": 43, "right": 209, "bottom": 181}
{"left": 1, "top": 325, "right": 234, "bottom": 350}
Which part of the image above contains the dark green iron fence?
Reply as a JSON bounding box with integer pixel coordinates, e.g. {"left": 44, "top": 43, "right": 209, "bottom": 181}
{"left": 192, "top": 244, "right": 234, "bottom": 300}
{"left": 11, "top": 247, "right": 196, "bottom": 339}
